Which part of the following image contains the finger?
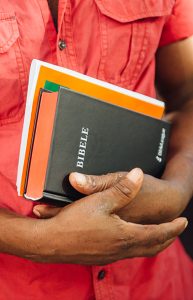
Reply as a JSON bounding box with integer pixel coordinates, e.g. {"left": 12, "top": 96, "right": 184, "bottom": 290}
{"left": 69, "top": 171, "right": 127, "bottom": 195}
{"left": 33, "top": 205, "right": 62, "bottom": 218}
{"left": 125, "top": 217, "right": 188, "bottom": 248}
{"left": 134, "top": 237, "right": 176, "bottom": 258}
{"left": 92, "top": 168, "right": 143, "bottom": 213}
{"left": 144, "top": 217, "right": 188, "bottom": 246}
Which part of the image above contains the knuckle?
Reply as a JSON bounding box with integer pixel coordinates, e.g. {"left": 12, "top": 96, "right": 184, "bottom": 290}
{"left": 112, "top": 181, "right": 134, "bottom": 200}
{"left": 99, "top": 175, "right": 112, "bottom": 191}
{"left": 97, "top": 172, "right": 126, "bottom": 192}
{"left": 86, "top": 175, "right": 98, "bottom": 191}
{"left": 87, "top": 173, "right": 114, "bottom": 192}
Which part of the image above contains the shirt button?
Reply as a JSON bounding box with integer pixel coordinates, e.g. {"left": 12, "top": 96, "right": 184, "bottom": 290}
{"left": 58, "top": 39, "right": 67, "bottom": 51}
{"left": 97, "top": 269, "right": 106, "bottom": 280}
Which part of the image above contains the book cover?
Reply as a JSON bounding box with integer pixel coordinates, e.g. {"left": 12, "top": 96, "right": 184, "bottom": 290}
{"left": 44, "top": 87, "right": 170, "bottom": 202}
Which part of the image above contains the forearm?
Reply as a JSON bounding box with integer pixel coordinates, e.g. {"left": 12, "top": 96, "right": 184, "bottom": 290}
{"left": 0, "top": 208, "right": 47, "bottom": 259}
{"left": 117, "top": 99, "right": 193, "bottom": 224}
{"left": 162, "top": 99, "right": 193, "bottom": 207}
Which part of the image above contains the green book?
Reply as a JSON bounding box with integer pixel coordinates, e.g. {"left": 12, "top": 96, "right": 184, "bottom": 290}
{"left": 44, "top": 80, "right": 67, "bottom": 92}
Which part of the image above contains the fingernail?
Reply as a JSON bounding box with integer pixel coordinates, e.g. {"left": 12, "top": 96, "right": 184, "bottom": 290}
{"left": 33, "top": 209, "right": 41, "bottom": 218}
{"left": 127, "top": 168, "right": 143, "bottom": 183}
{"left": 184, "top": 220, "right": 188, "bottom": 229}
{"left": 74, "top": 173, "right": 87, "bottom": 186}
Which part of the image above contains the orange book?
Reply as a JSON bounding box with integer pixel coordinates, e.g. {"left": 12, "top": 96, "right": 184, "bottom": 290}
{"left": 17, "top": 60, "right": 165, "bottom": 198}
{"left": 25, "top": 92, "right": 58, "bottom": 199}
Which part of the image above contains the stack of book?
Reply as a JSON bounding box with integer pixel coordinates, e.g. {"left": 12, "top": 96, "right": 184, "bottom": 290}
{"left": 17, "top": 60, "right": 170, "bottom": 203}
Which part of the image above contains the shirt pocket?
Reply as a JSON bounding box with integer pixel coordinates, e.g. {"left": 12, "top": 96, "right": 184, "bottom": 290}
{"left": 0, "top": 12, "right": 26, "bottom": 125}
{"left": 94, "top": 0, "right": 175, "bottom": 89}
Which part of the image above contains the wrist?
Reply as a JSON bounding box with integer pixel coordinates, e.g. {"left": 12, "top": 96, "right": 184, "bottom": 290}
{"left": 161, "top": 176, "right": 190, "bottom": 219}
{"left": 162, "top": 153, "right": 193, "bottom": 201}
{"left": 0, "top": 208, "right": 51, "bottom": 260}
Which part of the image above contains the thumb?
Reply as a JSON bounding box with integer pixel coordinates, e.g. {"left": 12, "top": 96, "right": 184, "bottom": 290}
{"left": 92, "top": 168, "right": 143, "bottom": 214}
{"left": 69, "top": 171, "right": 127, "bottom": 195}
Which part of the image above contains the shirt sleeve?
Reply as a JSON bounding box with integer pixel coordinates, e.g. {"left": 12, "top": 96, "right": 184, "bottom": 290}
{"left": 159, "top": 0, "right": 193, "bottom": 47}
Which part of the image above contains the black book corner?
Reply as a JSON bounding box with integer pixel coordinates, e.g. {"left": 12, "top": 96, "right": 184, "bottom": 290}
{"left": 43, "top": 87, "right": 170, "bottom": 202}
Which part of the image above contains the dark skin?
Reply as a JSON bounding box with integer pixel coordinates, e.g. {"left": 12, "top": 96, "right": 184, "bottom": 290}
{"left": 47, "top": 0, "right": 59, "bottom": 31}
{"left": 0, "top": 3, "right": 192, "bottom": 265}
{"left": 0, "top": 169, "right": 186, "bottom": 264}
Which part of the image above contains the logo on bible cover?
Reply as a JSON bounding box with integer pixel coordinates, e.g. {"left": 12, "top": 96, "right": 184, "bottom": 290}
{"left": 156, "top": 128, "right": 166, "bottom": 163}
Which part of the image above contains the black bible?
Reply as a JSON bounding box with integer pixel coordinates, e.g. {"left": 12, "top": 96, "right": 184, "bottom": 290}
{"left": 43, "top": 87, "right": 170, "bottom": 203}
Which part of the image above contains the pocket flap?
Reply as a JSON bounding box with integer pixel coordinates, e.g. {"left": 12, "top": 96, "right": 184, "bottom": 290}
{"left": 94, "top": 0, "right": 175, "bottom": 23}
{"left": 0, "top": 12, "right": 19, "bottom": 53}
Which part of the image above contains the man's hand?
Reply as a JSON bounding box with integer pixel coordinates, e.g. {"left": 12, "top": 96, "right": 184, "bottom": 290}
{"left": 30, "top": 169, "right": 188, "bottom": 265}
{"left": 34, "top": 171, "right": 187, "bottom": 225}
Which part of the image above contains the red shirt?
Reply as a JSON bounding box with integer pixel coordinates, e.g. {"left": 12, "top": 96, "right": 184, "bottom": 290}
{"left": 0, "top": 1, "right": 193, "bottom": 299}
